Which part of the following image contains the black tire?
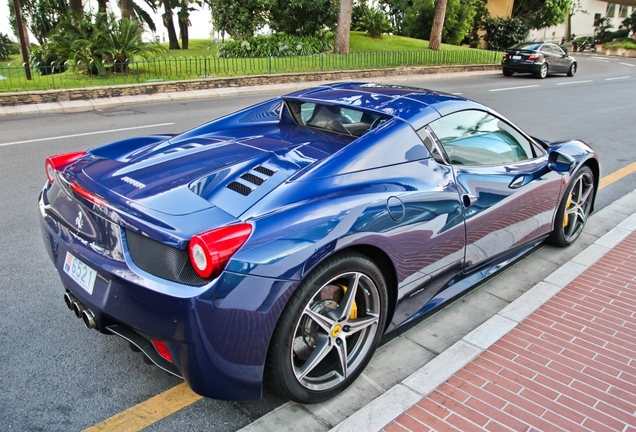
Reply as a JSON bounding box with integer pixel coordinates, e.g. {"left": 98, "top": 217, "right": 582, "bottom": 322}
{"left": 567, "top": 63, "right": 577, "bottom": 77}
{"left": 265, "top": 251, "right": 388, "bottom": 403}
{"left": 503, "top": 69, "right": 513, "bottom": 77}
{"left": 548, "top": 166, "right": 595, "bottom": 247}
{"left": 535, "top": 63, "right": 548, "bottom": 79}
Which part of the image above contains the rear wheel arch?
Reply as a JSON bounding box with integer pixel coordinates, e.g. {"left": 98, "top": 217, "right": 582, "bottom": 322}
{"left": 350, "top": 245, "right": 398, "bottom": 328}
{"left": 299, "top": 244, "right": 399, "bottom": 329}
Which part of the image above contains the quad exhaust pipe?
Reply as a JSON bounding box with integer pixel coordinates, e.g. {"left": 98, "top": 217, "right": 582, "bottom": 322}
{"left": 63, "top": 292, "right": 97, "bottom": 329}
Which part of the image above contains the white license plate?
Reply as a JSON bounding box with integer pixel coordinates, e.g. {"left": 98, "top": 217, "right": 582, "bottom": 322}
{"left": 63, "top": 252, "right": 97, "bottom": 295}
{"left": 512, "top": 55, "right": 522, "bottom": 60}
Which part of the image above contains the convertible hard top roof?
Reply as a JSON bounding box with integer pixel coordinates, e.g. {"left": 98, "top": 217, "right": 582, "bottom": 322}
{"left": 283, "top": 82, "right": 485, "bottom": 130}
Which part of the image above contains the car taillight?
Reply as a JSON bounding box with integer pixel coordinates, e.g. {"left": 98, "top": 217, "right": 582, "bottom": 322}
{"left": 188, "top": 223, "right": 252, "bottom": 279}
{"left": 502, "top": 52, "right": 508, "bottom": 60}
{"left": 70, "top": 181, "right": 106, "bottom": 207}
{"left": 45, "top": 151, "right": 86, "bottom": 184}
{"left": 528, "top": 53, "right": 540, "bottom": 61}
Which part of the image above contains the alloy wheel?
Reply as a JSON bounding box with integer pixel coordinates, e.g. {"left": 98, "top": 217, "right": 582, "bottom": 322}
{"left": 290, "top": 271, "right": 381, "bottom": 391}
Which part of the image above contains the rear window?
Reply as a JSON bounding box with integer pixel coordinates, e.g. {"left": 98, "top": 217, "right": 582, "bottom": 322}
{"left": 510, "top": 43, "right": 541, "bottom": 50}
{"left": 286, "top": 100, "right": 389, "bottom": 137}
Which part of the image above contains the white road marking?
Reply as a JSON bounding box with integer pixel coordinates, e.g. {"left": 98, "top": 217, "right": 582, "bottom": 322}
{"left": 556, "top": 80, "right": 593, "bottom": 85}
{"left": 0, "top": 123, "right": 175, "bottom": 147}
{"left": 489, "top": 85, "right": 540, "bottom": 92}
{"left": 451, "top": 92, "right": 463, "bottom": 95}
{"left": 589, "top": 58, "right": 610, "bottom": 62}
{"left": 605, "top": 76, "right": 630, "bottom": 81}
{"left": 620, "top": 62, "right": 634, "bottom": 67}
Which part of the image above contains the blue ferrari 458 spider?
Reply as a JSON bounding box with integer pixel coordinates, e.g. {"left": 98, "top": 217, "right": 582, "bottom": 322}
{"left": 39, "top": 82, "right": 599, "bottom": 403}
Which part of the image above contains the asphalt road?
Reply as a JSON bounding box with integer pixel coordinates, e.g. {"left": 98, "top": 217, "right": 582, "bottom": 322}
{"left": 0, "top": 52, "right": 634, "bottom": 431}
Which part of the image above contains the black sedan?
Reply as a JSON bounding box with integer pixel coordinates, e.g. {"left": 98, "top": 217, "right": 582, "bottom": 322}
{"left": 502, "top": 42, "right": 577, "bottom": 79}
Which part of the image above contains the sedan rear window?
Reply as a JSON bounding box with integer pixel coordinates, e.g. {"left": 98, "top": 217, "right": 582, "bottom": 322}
{"left": 510, "top": 43, "right": 541, "bottom": 51}
{"left": 286, "top": 101, "right": 389, "bottom": 137}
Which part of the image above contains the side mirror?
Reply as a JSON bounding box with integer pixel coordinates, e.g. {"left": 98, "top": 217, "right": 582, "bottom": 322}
{"left": 548, "top": 151, "right": 575, "bottom": 172}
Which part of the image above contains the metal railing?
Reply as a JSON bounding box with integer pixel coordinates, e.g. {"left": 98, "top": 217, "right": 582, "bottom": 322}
{"left": 0, "top": 50, "right": 501, "bottom": 92}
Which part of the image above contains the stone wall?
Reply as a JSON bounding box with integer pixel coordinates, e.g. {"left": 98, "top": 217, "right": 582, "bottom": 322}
{"left": 0, "top": 64, "right": 499, "bottom": 107}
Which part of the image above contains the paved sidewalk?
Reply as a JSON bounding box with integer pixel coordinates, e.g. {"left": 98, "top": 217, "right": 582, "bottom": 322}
{"left": 380, "top": 225, "right": 636, "bottom": 431}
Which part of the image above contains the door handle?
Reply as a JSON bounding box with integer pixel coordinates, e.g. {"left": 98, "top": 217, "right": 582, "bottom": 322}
{"left": 509, "top": 175, "right": 530, "bottom": 189}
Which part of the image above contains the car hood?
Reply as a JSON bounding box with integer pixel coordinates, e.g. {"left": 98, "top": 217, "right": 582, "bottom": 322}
{"left": 70, "top": 126, "right": 353, "bottom": 217}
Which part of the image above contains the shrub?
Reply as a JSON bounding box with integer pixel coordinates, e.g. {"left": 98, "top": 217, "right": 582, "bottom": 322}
{"left": 29, "top": 45, "right": 66, "bottom": 75}
{"left": 593, "top": 16, "right": 613, "bottom": 43}
{"left": 482, "top": 17, "right": 529, "bottom": 51}
{"left": 358, "top": 8, "right": 393, "bottom": 38}
{"left": 218, "top": 32, "right": 333, "bottom": 57}
{"left": 44, "top": 13, "right": 165, "bottom": 75}
{"left": 0, "top": 33, "right": 20, "bottom": 61}
{"left": 403, "top": 0, "right": 477, "bottom": 46}
{"left": 269, "top": 0, "right": 339, "bottom": 37}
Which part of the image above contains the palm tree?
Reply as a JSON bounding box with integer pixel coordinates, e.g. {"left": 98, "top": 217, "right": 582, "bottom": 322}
{"left": 159, "top": 0, "right": 181, "bottom": 49}
{"left": 178, "top": 0, "right": 193, "bottom": 50}
{"left": 120, "top": 0, "right": 131, "bottom": 18}
{"left": 69, "top": 0, "right": 83, "bottom": 19}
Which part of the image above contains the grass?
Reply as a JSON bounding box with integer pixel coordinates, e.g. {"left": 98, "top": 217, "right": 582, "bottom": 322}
{"left": 348, "top": 31, "right": 467, "bottom": 52}
{"left": 0, "top": 33, "right": 499, "bottom": 92}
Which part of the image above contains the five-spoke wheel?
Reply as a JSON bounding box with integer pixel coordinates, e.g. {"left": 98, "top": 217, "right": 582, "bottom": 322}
{"left": 266, "top": 252, "right": 387, "bottom": 403}
{"left": 549, "top": 166, "right": 595, "bottom": 246}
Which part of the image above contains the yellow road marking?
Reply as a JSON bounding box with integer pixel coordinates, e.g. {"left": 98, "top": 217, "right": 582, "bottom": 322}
{"left": 599, "top": 161, "right": 636, "bottom": 190}
{"left": 84, "top": 162, "right": 636, "bottom": 431}
{"left": 83, "top": 383, "right": 202, "bottom": 432}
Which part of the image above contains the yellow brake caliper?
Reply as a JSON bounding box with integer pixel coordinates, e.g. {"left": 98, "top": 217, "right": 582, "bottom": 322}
{"left": 339, "top": 284, "right": 357, "bottom": 319}
{"left": 564, "top": 193, "right": 573, "bottom": 228}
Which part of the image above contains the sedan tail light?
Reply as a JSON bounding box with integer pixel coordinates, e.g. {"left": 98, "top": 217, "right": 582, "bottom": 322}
{"left": 45, "top": 151, "right": 86, "bottom": 184}
{"left": 188, "top": 224, "right": 252, "bottom": 279}
{"left": 527, "top": 53, "right": 541, "bottom": 61}
{"left": 502, "top": 52, "right": 508, "bottom": 60}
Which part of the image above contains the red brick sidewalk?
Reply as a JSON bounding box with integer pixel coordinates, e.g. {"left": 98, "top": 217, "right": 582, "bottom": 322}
{"left": 383, "top": 231, "right": 636, "bottom": 432}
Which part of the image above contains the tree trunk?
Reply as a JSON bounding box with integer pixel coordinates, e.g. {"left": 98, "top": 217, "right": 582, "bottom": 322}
{"left": 163, "top": 8, "right": 181, "bottom": 49}
{"left": 334, "top": 0, "right": 353, "bottom": 54}
{"left": 429, "top": 0, "right": 448, "bottom": 51}
{"left": 121, "top": 0, "right": 131, "bottom": 19}
{"left": 69, "top": 0, "right": 83, "bottom": 17}
{"left": 97, "top": 0, "right": 108, "bottom": 13}
{"left": 179, "top": 0, "right": 189, "bottom": 50}
{"left": 179, "top": 20, "right": 189, "bottom": 49}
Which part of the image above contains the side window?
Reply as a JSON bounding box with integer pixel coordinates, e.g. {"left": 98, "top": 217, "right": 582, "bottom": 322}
{"left": 428, "top": 110, "right": 537, "bottom": 166}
